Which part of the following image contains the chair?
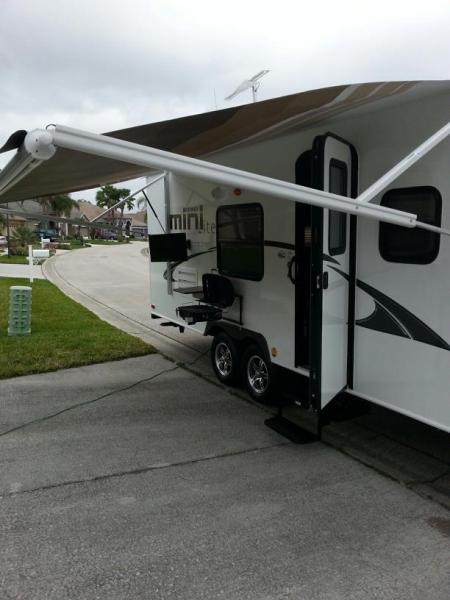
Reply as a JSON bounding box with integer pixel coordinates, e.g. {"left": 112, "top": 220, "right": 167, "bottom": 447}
{"left": 200, "top": 274, "right": 235, "bottom": 308}
{"left": 176, "top": 274, "right": 235, "bottom": 325}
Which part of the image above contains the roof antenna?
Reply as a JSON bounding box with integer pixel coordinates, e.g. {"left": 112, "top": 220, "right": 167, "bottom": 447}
{"left": 225, "top": 70, "right": 270, "bottom": 103}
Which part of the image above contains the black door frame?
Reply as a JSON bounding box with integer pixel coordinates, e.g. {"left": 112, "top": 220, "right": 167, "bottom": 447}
{"left": 294, "top": 150, "right": 313, "bottom": 369}
{"left": 295, "top": 132, "right": 358, "bottom": 411}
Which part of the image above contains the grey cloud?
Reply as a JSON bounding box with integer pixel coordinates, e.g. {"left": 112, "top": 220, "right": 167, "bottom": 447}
{"left": 0, "top": 0, "right": 449, "bottom": 194}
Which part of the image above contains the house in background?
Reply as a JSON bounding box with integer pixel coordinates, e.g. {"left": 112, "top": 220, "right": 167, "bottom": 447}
{"left": 0, "top": 200, "right": 40, "bottom": 235}
{"left": 1, "top": 197, "right": 148, "bottom": 240}
{"left": 123, "top": 210, "right": 147, "bottom": 237}
{"left": 69, "top": 200, "right": 102, "bottom": 238}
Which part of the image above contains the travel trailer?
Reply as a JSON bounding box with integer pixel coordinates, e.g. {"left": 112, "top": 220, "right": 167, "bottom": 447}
{"left": 1, "top": 81, "right": 449, "bottom": 436}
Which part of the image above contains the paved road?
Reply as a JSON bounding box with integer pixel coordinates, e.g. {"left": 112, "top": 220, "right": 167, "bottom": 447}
{"left": 1, "top": 355, "right": 449, "bottom": 600}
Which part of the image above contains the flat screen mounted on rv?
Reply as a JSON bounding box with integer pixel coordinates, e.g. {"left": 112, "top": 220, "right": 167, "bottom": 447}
{"left": 149, "top": 233, "right": 188, "bottom": 262}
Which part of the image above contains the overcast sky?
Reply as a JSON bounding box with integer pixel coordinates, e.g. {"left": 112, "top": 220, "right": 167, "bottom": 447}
{"left": 0, "top": 0, "right": 449, "bottom": 204}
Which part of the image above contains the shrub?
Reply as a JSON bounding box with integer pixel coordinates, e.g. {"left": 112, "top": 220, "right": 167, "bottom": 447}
{"left": 9, "top": 242, "right": 27, "bottom": 256}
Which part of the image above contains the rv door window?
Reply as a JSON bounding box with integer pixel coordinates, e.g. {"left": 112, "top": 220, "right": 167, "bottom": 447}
{"left": 217, "top": 203, "right": 264, "bottom": 281}
{"left": 328, "top": 159, "right": 348, "bottom": 256}
{"left": 379, "top": 186, "right": 442, "bottom": 264}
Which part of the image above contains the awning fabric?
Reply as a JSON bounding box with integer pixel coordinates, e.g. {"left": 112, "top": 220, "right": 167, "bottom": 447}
{"left": 0, "top": 80, "right": 447, "bottom": 203}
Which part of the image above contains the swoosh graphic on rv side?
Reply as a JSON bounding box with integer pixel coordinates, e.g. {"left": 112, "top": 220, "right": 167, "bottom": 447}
{"left": 163, "top": 247, "right": 217, "bottom": 281}
{"left": 328, "top": 265, "right": 450, "bottom": 351}
{"left": 162, "top": 240, "right": 297, "bottom": 281}
{"left": 161, "top": 239, "right": 294, "bottom": 281}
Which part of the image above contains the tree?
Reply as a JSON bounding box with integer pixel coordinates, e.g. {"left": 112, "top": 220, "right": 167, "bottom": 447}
{"left": 95, "top": 184, "right": 132, "bottom": 240}
{"left": 0, "top": 212, "right": 5, "bottom": 234}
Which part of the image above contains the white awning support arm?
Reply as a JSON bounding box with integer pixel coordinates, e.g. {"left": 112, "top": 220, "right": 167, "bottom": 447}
{"left": 357, "top": 121, "right": 450, "bottom": 204}
{"left": 414, "top": 220, "right": 450, "bottom": 237}
{"left": 35, "top": 124, "right": 417, "bottom": 229}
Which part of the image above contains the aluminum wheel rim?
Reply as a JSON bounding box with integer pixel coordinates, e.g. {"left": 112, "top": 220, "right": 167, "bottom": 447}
{"left": 247, "top": 355, "right": 269, "bottom": 395}
{"left": 215, "top": 342, "right": 233, "bottom": 377}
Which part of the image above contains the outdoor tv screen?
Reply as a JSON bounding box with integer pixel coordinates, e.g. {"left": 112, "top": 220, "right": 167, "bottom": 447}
{"left": 148, "top": 233, "right": 187, "bottom": 262}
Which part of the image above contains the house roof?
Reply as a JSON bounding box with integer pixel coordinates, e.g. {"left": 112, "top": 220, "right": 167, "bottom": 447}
{"left": 75, "top": 200, "right": 105, "bottom": 221}
{"left": 0, "top": 80, "right": 448, "bottom": 204}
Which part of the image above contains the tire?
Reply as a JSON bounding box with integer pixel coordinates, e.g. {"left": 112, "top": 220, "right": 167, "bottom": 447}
{"left": 211, "top": 333, "right": 240, "bottom": 386}
{"left": 242, "top": 344, "right": 274, "bottom": 404}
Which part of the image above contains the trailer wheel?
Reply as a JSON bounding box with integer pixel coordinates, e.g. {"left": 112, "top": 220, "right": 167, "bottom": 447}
{"left": 211, "top": 333, "right": 240, "bottom": 385}
{"left": 242, "top": 344, "right": 273, "bottom": 404}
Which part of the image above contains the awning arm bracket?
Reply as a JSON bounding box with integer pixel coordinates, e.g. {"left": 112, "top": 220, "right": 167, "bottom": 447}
{"left": 0, "top": 130, "right": 56, "bottom": 197}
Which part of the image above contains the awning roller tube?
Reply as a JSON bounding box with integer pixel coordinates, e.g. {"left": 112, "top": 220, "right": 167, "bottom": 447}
{"left": 40, "top": 125, "right": 417, "bottom": 229}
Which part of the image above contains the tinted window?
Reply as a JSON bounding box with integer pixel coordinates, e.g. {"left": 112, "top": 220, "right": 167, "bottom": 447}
{"left": 328, "top": 159, "right": 348, "bottom": 256}
{"left": 379, "top": 187, "right": 441, "bottom": 264}
{"left": 217, "top": 204, "right": 264, "bottom": 281}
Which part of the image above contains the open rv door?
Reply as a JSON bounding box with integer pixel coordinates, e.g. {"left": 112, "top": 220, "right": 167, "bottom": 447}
{"left": 310, "top": 134, "right": 358, "bottom": 409}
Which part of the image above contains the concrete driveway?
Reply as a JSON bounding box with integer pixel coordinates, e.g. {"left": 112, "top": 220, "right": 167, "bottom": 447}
{"left": 1, "top": 354, "right": 449, "bottom": 600}
{"left": 43, "top": 243, "right": 450, "bottom": 506}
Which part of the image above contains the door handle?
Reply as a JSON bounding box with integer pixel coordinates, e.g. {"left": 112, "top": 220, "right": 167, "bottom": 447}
{"left": 322, "top": 271, "right": 329, "bottom": 290}
{"left": 288, "top": 256, "right": 298, "bottom": 284}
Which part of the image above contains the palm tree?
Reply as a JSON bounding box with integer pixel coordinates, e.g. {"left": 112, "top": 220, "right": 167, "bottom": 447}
{"left": 96, "top": 185, "right": 132, "bottom": 240}
{"left": 37, "top": 194, "right": 79, "bottom": 237}
{"left": 50, "top": 194, "right": 80, "bottom": 218}
{"left": 136, "top": 195, "right": 148, "bottom": 223}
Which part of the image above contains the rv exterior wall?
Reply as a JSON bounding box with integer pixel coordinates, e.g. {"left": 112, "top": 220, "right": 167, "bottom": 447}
{"left": 147, "top": 87, "right": 450, "bottom": 432}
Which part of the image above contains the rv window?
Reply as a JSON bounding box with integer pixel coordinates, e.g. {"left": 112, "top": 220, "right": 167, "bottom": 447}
{"left": 379, "top": 186, "right": 442, "bottom": 264}
{"left": 328, "top": 159, "right": 348, "bottom": 256}
{"left": 217, "top": 203, "right": 264, "bottom": 281}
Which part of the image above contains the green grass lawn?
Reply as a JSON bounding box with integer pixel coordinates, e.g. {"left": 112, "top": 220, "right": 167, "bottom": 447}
{"left": 87, "top": 239, "right": 128, "bottom": 245}
{"left": 0, "top": 277, "right": 155, "bottom": 379}
{"left": 0, "top": 255, "right": 29, "bottom": 264}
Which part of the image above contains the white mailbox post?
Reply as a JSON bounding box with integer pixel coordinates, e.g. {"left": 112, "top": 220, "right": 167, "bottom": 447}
{"left": 27, "top": 245, "right": 50, "bottom": 283}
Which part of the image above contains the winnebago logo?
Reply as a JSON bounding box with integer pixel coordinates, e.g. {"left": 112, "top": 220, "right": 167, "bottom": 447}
{"left": 170, "top": 205, "right": 216, "bottom": 234}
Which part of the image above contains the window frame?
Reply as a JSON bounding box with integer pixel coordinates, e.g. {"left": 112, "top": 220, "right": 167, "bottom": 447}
{"left": 216, "top": 202, "right": 264, "bottom": 282}
{"left": 379, "top": 186, "right": 442, "bottom": 265}
{"left": 328, "top": 158, "right": 348, "bottom": 256}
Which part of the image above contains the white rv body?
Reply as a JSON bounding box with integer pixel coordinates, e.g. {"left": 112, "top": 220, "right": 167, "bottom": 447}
{"left": 147, "top": 85, "right": 450, "bottom": 432}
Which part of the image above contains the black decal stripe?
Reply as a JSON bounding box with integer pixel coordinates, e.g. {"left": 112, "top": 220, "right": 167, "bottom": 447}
{"left": 356, "top": 301, "right": 410, "bottom": 338}
{"left": 264, "top": 241, "right": 295, "bottom": 250}
{"left": 322, "top": 253, "right": 340, "bottom": 265}
{"left": 356, "top": 279, "right": 450, "bottom": 351}
{"left": 329, "top": 266, "right": 450, "bottom": 351}
{"left": 163, "top": 247, "right": 216, "bottom": 280}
